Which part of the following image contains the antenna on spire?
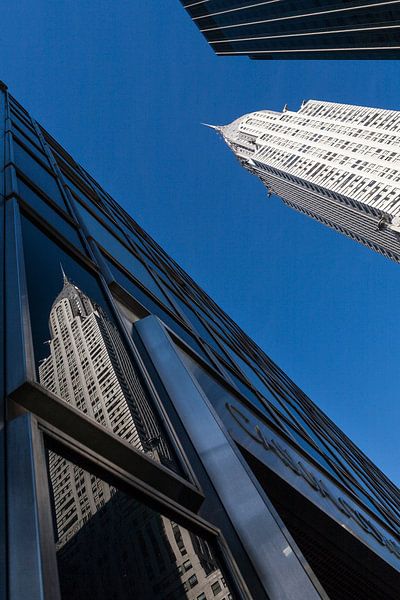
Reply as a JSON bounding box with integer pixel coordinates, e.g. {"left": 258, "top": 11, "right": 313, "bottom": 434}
{"left": 60, "top": 263, "right": 69, "bottom": 285}
{"left": 201, "top": 123, "right": 222, "bottom": 132}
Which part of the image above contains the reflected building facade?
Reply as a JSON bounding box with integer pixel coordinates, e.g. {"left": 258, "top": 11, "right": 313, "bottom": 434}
{"left": 2, "top": 83, "right": 400, "bottom": 600}
{"left": 180, "top": 0, "right": 400, "bottom": 59}
{"left": 42, "top": 276, "right": 229, "bottom": 600}
{"left": 39, "top": 270, "right": 171, "bottom": 463}
{"left": 212, "top": 99, "right": 400, "bottom": 262}
{"left": 49, "top": 453, "right": 229, "bottom": 600}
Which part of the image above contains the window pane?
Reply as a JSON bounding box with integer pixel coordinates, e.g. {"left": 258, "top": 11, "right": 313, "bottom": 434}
{"left": 179, "top": 347, "right": 282, "bottom": 429}
{"left": 17, "top": 171, "right": 67, "bottom": 212}
{"left": 13, "top": 141, "right": 65, "bottom": 205}
{"left": 76, "top": 203, "right": 172, "bottom": 306}
{"left": 108, "top": 258, "right": 213, "bottom": 365}
{"left": 166, "top": 289, "right": 221, "bottom": 350}
{"left": 64, "top": 173, "right": 95, "bottom": 204}
{"left": 13, "top": 129, "right": 45, "bottom": 160}
{"left": 45, "top": 447, "right": 234, "bottom": 600}
{"left": 13, "top": 137, "right": 49, "bottom": 167}
{"left": 17, "top": 178, "right": 82, "bottom": 248}
{"left": 9, "top": 100, "right": 31, "bottom": 123}
{"left": 11, "top": 110, "right": 41, "bottom": 146}
{"left": 21, "top": 216, "right": 178, "bottom": 472}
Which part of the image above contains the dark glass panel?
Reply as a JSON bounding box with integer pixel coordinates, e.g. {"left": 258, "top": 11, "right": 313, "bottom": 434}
{"left": 76, "top": 195, "right": 119, "bottom": 231}
{"left": 11, "top": 110, "right": 41, "bottom": 145}
{"left": 17, "top": 178, "right": 82, "bottom": 248}
{"left": 13, "top": 142, "right": 65, "bottom": 205}
{"left": 17, "top": 173, "right": 67, "bottom": 212}
{"left": 12, "top": 129, "right": 45, "bottom": 161}
{"left": 20, "top": 216, "right": 178, "bottom": 472}
{"left": 164, "top": 288, "right": 222, "bottom": 351}
{"left": 45, "top": 448, "right": 234, "bottom": 600}
{"left": 9, "top": 98, "right": 31, "bottom": 122}
{"left": 76, "top": 203, "right": 173, "bottom": 307}
{"left": 215, "top": 336, "right": 292, "bottom": 416}
{"left": 52, "top": 149, "right": 84, "bottom": 177}
{"left": 179, "top": 347, "right": 283, "bottom": 431}
{"left": 111, "top": 212, "right": 152, "bottom": 255}
{"left": 62, "top": 171, "right": 96, "bottom": 205}
{"left": 142, "top": 256, "right": 171, "bottom": 281}
{"left": 107, "top": 258, "right": 212, "bottom": 365}
{"left": 13, "top": 136, "right": 48, "bottom": 166}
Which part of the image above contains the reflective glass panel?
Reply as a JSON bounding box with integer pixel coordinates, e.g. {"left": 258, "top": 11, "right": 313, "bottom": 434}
{"left": 216, "top": 338, "right": 273, "bottom": 399}
{"left": 166, "top": 289, "right": 221, "bottom": 350}
{"left": 62, "top": 171, "right": 95, "bottom": 204}
{"left": 179, "top": 347, "right": 283, "bottom": 431}
{"left": 107, "top": 258, "right": 213, "bottom": 365}
{"left": 13, "top": 141, "right": 65, "bottom": 205}
{"left": 17, "top": 178, "right": 82, "bottom": 248}
{"left": 11, "top": 110, "right": 41, "bottom": 146}
{"left": 13, "top": 137, "right": 49, "bottom": 167}
{"left": 9, "top": 100, "right": 31, "bottom": 123}
{"left": 13, "top": 129, "right": 45, "bottom": 159}
{"left": 46, "top": 447, "right": 234, "bottom": 600}
{"left": 76, "top": 203, "right": 172, "bottom": 306}
{"left": 21, "top": 216, "right": 178, "bottom": 472}
{"left": 17, "top": 172, "right": 67, "bottom": 212}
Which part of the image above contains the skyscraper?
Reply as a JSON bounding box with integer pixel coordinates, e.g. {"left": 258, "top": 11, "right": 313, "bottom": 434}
{"left": 180, "top": 0, "right": 400, "bottom": 59}
{"left": 3, "top": 83, "right": 400, "bottom": 600}
{"left": 211, "top": 99, "right": 400, "bottom": 262}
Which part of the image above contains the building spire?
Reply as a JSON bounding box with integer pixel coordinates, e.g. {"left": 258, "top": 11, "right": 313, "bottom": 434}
{"left": 60, "top": 263, "right": 69, "bottom": 285}
{"left": 201, "top": 123, "right": 222, "bottom": 132}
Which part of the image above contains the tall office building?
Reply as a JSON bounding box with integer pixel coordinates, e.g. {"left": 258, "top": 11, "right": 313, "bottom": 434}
{"left": 2, "top": 82, "right": 400, "bottom": 600}
{"left": 180, "top": 0, "right": 400, "bottom": 59}
{"left": 212, "top": 99, "right": 400, "bottom": 262}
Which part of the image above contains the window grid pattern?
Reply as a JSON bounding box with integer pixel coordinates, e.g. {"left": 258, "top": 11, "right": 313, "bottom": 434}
{"left": 217, "top": 100, "right": 400, "bottom": 263}
{"left": 180, "top": 0, "right": 400, "bottom": 59}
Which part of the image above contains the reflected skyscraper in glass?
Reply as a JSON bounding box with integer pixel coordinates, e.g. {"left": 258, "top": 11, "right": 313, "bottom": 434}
{"left": 39, "top": 270, "right": 172, "bottom": 462}
{"left": 2, "top": 83, "right": 400, "bottom": 600}
{"left": 212, "top": 100, "right": 400, "bottom": 262}
{"left": 48, "top": 452, "right": 229, "bottom": 600}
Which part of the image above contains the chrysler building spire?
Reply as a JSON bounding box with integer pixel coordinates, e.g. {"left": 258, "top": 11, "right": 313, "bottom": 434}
{"left": 212, "top": 100, "right": 400, "bottom": 262}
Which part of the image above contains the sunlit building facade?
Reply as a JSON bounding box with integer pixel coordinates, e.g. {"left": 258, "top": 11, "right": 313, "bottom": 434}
{"left": 2, "top": 83, "right": 400, "bottom": 600}
{"left": 212, "top": 99, "right": 400, "bottom": 262}
{"left": 180, "top": 0, "right": 400, "bottom": 59}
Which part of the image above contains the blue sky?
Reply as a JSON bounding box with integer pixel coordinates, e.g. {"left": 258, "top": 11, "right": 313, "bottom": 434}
{"left": 2, "top": 2, "right": 400, "bottom": 485}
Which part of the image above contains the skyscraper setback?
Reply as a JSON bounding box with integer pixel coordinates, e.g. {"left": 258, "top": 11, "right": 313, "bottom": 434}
{"left": 212, "top": 100, "right": 400, "bottom": 262}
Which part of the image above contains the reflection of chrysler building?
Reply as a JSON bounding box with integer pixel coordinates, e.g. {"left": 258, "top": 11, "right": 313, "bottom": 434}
{"left": 39, "top": 271, "right": 172, "bottom": 546}
{"left": 212, "top": 100, "right": 400, "bottom": 262}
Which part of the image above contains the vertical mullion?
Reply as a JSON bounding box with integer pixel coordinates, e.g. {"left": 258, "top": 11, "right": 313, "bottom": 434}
{"left": 7, "top": 414, "right": 61, "bottom": 600}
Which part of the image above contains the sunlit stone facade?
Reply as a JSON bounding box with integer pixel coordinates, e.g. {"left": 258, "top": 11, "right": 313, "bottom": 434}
{"left": 214, "top": 100, "right": 400, "bottom": 261}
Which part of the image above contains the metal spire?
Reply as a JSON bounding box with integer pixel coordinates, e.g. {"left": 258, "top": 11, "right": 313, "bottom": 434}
{"left": 60, "top": 263, "right": 69, "bottom": 285}
{"left": 201, "top": 123, "right": 222, "bottom": 132}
